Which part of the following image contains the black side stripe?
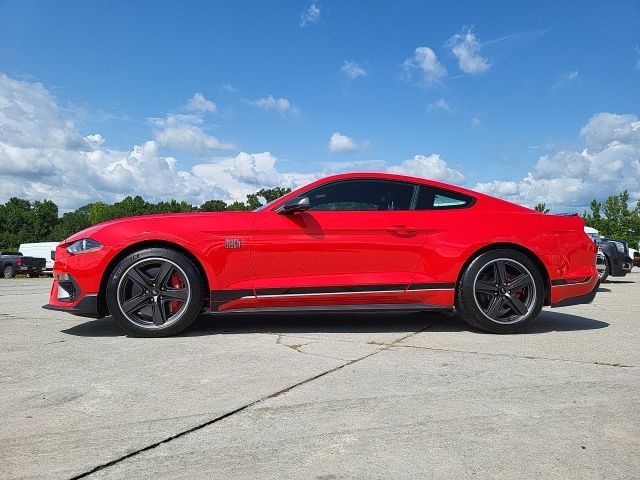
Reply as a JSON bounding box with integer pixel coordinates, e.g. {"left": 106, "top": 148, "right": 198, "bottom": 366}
{"left": 408, "top": 283, "right": 456, "bottom": 290}
{"left": 551, "top": 276, "right": 592, "bottom": 286}
{"left": 209, "top": 282, "right": 455, "bottom": 311}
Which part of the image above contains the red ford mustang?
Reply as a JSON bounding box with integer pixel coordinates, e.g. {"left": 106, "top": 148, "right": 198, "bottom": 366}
{"left": 44, "top": 172, "right": 599, "bottom": 337}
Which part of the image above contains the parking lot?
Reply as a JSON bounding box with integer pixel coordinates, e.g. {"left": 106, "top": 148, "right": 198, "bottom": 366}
{"left": 1, "top": 275, "right": 639, "bottom": 479}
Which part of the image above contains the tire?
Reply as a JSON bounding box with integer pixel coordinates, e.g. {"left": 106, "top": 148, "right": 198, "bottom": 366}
{"left": 3, "top": 266, "right": 16, "bottom": 279}
{"left": 106, "top": 248, "right": 205, "bottom": 337}
{"left": 456, "top": 249, "right": 544, "bottom": 334}
{"left": 599, "top": 256, "right": 610, "bottom": 283}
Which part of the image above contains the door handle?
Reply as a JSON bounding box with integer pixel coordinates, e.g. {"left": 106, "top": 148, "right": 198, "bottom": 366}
{"left": 386, "top": 225, "right": 418, "bottom": 238}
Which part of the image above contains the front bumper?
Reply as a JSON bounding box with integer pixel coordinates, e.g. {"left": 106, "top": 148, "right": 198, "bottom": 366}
{"left": 43, "top": 295, "right": 102, "bottom": 318}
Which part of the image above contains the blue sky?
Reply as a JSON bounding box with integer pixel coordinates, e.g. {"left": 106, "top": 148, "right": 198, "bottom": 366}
{"left": 1, "top": 0, "right": 639, "bottom": 211}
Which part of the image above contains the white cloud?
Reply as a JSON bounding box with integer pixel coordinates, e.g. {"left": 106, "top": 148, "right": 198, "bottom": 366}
{"left": 340, "top": 60, "right": 367, "bottom": 79}
{"left": 153, "top": 115, "right": 234, "bottom": 155}
{"left": 403, "top": 46, "right": 447, "bottom": 85}
{"left": 449, "top": 27, "right": 490, "bottom": 74}
{"left": 0, "top": 73, "right": 307, "bottom": 210}
{"left": 247, "top": 95, "right": 299, "bottom": 115}
{"left": 0, "top": 73, "right": 90, "bottom": 151}
{"left": 186, "top": 92, "right": 217, "bottom": 113}
{"left": 220, "top": 83, "right": 238, "bottom": 94}
{"left": 84, "top": 133, "right": 105, "bottom": 147}
{"left": 300, "top": 1, "right": 321, "bottom": 27}
{"left": 428, "top": 98, "right": 452, "bottom": 112}
{"left": 387, "top": 154, "right": 465, "bottom": 184}
{"left": 193, "top": 152, "right": 317, "bottom": 202}
{"left": 475, "top": 112, "right": 640, "bottom": 210}
{"left": 553, "top": 70, "right": 580, "bottom": 91}
{"left": 579, "top": 112, "right": 640, "bottom": 149}
{"left": 328, "top": 132, "right": 369, "bottom": 153}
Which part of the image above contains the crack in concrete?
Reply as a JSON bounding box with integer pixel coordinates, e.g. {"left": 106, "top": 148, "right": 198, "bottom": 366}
{"left": 275, "top": 334, "right": 316, "bottom": 353}
{"left": 390, "top": 344, "right": 636, "bottom": 368}
{"left": 69, "top": 322, "right": 439, "bottom": 479}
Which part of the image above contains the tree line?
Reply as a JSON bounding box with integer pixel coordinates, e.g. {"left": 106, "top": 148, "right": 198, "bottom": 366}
{"left": 581, "top": 190, "right": 640, "bottom": 247}
{"left": 0, "top": 187, "right": 290, "bottom": 250}
{"left": 1, "top": 188, "right": 639, "bottom": 250}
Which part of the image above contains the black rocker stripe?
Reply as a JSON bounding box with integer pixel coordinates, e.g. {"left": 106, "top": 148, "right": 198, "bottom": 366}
{"left": 210, "top": 282, "right": 455, "bottom": 310}
{"left": 551, "top": 276, "right": 592, "bottom": 286}
{"left": 408, "top": 283, "right": 456, "bottom": 290}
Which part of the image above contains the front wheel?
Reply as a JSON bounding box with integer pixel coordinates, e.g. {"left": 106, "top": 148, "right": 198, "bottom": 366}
{"left": 456, "top": 249, "right": 544, "bottom": 334}
{"left": 106, "top": 248, "right": 205, "bottom": 337}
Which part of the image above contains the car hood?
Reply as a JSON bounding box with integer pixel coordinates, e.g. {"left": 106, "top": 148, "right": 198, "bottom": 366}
{"left": 63, "top": 212, "right": 256, "bottom": 245}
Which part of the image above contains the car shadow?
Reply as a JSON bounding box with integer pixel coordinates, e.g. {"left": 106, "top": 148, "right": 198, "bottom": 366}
{"left": 604, "top": 279, "right": 635, "bottom": 284}
{"left": 61, "top": 308, "right": 608, "bottom": 338}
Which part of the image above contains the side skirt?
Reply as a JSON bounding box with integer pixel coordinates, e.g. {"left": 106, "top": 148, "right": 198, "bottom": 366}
{"left": 206, "top": 303, "right": 452, "bottom": 315}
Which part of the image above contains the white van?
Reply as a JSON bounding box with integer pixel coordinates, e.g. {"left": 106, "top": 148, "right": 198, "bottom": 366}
{"left": 19, "top": 242, "right": 59, "bottom": 274}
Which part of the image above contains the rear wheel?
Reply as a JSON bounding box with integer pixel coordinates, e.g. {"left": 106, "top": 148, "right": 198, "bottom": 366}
{"left": 3, "top": 266, "right": 16, "bottom": 279}
{"left": 456, "top": 249, "right": 544, "bottom": 333}
{"left": 106, "top": 248, "right": 204, "bottom": 337}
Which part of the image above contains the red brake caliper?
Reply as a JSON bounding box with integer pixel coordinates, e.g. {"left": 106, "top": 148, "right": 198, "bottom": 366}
{"left": 169, "top": 272, "right": 184, "bottom": 314}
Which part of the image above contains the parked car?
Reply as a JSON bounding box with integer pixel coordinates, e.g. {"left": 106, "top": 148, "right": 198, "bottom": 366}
{"left": 584, "top": 228, "right": 608, "bottom": 282}
{"left": 0, "top": 251, "right": 46, "bottom": 278}
{"left": 19, "top": 242, "right": 59, "bottom": 275}
{"left": 44, "top": 172, "right": 599, "bottom": 337}
{"left": 585, "top": 228, "right": 633, "bottom": 279}
{"left": 608, "top": 239, "right": 634, "bottom": 274}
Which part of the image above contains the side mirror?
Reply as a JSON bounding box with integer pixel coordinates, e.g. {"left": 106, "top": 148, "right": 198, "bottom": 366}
{"left": 278, "top": 196, "right": 311, "bottom": 214}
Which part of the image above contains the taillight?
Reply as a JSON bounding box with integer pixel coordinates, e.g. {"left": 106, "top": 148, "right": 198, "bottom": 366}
{"left": 16, "top": 257, "right": 23, "bottom": 266}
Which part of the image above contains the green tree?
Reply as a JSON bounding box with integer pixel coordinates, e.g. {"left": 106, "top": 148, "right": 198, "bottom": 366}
{"left": 257, "top": 187, "right": 291, "bottom": 203}
{"left": 225, "top": 201, "right": 249, "bottom": 211}
{"left": 31, "top": 200, "right": 59, "bottom": 242}
{"left": 245, "top": 187, "right": 292, "bottom": 210}
{"left": 583, "top": 191, "right": 640, "bottom": 246}
{"left": 200, "top": 200, "right": 228, "bottom": 212}
{"left": 89, "top": 202, "right": 113, "bottom": 225}
{"left": 0, "top": 198, "right": 34, "bottom": 249}
{"left": 533, "top": 203, "right": 549, "bottom": 213}
{"left": 52, "top": 204, "right": 93, "bottom": 240}
{"left": 245, "top": 194, "right": 263, "bottom": 211}
{"left": 154, "top": 200, "right": 194, "bottom": 214}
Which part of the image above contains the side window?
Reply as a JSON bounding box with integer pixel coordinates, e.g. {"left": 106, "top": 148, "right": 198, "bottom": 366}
{"left": 305, "top": 180, "right": 417, "bottom": 211}
{"left": 416, "top": 187, "right": 474, "bottom": 210}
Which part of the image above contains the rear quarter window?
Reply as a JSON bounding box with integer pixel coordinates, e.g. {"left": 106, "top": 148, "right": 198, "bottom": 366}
{"left": 417, "top": 187, "right": 475, "bottom": 210}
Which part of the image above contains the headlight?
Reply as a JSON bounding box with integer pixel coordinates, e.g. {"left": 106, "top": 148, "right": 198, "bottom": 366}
{"left": 66, "top": 238, "right": 103, "bottom": 255}
{"left": 612, "top": 241, "right": 624, "bottom": 253}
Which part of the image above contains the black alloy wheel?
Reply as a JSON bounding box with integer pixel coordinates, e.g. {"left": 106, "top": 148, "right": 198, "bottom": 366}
{"left": 106, "top": 248, "right": 204, "bottom": 337}
{"left": 456, "top": 249, "right": 544, "bottom": 333}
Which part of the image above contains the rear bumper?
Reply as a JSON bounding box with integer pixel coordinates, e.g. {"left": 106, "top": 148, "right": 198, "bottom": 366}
{"left": 609, "top": 253, "right": 631, "bottom": 277}
{"left": 18, "top": 266, "right": 42, "bottom": 272}
{"left": 551, "top": 278, "right": 600, "bottom": 308}
{"left": 42, "top": 294, "right": 103, "bottom": 318}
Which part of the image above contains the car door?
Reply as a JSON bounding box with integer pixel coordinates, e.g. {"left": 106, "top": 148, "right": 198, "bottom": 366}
{"left": 249, "top": 179, "right": 427, "bottom": 308}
